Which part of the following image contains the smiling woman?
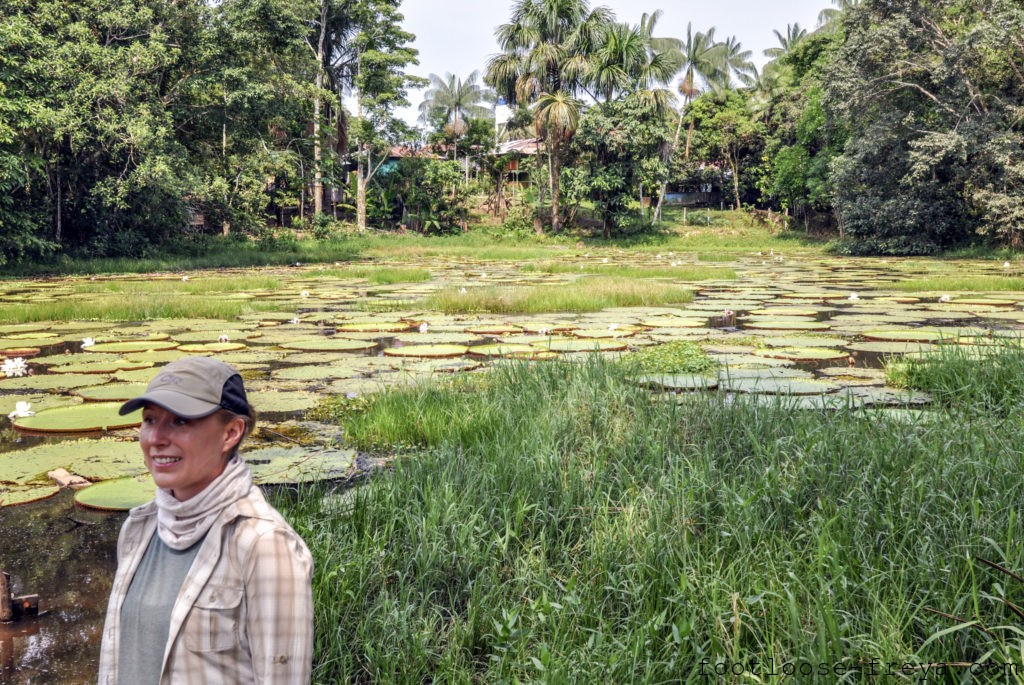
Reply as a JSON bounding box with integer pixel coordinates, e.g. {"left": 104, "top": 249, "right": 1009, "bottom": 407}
{"left": 97, "top": 357, "right": 314, "bottom": 685}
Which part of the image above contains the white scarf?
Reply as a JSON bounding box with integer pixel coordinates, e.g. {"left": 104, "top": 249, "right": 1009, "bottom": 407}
{"left": 155, "top": 457, "right": 253, "bottom": 550}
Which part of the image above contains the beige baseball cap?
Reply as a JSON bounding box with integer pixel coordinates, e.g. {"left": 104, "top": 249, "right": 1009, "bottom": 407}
{"left": 119, "top": 356, "right": 252, "bottom": 419}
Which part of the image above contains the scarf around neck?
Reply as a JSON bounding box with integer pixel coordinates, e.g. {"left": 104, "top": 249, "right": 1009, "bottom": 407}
{"left": 154, "top": 456, "right": 253, "bottom": 550}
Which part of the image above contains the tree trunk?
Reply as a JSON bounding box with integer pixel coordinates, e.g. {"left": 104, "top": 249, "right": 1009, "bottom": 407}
{"left": 550, "top": 137, "right": 561, "bottom": 232}
{"left": 357, "top": 150, "right": 367, "bottom": 231}
{"left": 654, "top": 101, "right": 688, "bottom": 222}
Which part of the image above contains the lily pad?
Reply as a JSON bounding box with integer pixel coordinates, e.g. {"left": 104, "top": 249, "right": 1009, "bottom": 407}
{"left": 0, "top": 373, "right": 108, "bottom": 392}
{"left": 753, "top": 347, "right": 848, "bottom": 362}
{"left": 467, "top": 343, "right": 542, "bottom": 358}
{"left": 0, "top": 483, "right": 61, "bottom": 507}
{"left": 632, "top": 374, "right": 718, "bottom": 391}
{"left": 75, "top": 382, "right": 150, "bottom": 402}
{"left": 383, "top": 344, "right": 470, "bottom": 358}
{"left": 249, "top": 391, "right": 319, "bottom": 413}
{"left": 74, "top": 475, "right": 155, "bottom": 511}
{"left": 177, "top": 342, "right": 248, "bottom": 353}
{"left": 247, "top": 446, "right": 355, "bottom": 484}
{"left": 279, "top": 338, "right": 378, "bottom": 353}
{"left": 531, "top": 338, "right": 628, "bottom": 352}
{"left": 743, "top": 320, "right": 831, "bottom": 331}
{"left": 720, "top": 377, "right": 841, "bottom": 395}
{"left": 13, "top": 402, "right": 141, "bottom": 434}
{"left": 85, "top": 340, "right": 180, "bottom": 353}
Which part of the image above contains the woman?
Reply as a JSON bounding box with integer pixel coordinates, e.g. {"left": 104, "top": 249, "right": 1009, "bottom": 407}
{"left": 97, "top": 356, "right": 313, "bottom": 684}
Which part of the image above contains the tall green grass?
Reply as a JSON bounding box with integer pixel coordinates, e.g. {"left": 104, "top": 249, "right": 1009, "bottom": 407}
{"left": 309, "top": 266, "right": 432, "bottom": 284}
{"left": 521, "top": 261, "right": 737, "bottom": 281}
{"left": 426, "top": 277, "right": 694, "bottom": 314}
{"left": 281, "top": 355, "right": 1024, "bottom": 683}
{"left": 0, "top": 293, "right": 284, "bottom": 322}
{"left": 893, "top": 276, "right": 1024, "bottom": 292}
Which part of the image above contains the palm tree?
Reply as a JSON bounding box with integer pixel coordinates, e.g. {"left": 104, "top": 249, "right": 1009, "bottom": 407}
{"left": 653, "top": 23, "right": 726, "bottom": 220}
{"left": 717, "top": 36, "right": 755, "bottom": 89}
{"left": 418, "top": 70, "right": 492, "bottom": 159}
{"left": 818, "top": 0, "right": 861, "bottom": 29}
{"left": 763, "top": 23, "right": 808, "bottom": 60}
{"left": 587, "top": 11, "right": 681, "bottom": 111}
{"left": 533, "top": 90, "right": 583, "bottom": 234}
{"left": 485, "top": 0, "right": 614, "bottom": 231}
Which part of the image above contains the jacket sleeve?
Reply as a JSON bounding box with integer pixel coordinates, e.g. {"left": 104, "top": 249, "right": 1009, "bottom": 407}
{"left": 241, "top": 526, "right": 314, "bottom": 684}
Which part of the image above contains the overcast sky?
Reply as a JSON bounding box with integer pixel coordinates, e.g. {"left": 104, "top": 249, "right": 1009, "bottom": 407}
{"left": 397, "top": 0, "right": 832, "bottom": 125}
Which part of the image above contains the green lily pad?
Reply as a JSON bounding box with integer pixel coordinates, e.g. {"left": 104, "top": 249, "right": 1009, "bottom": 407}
{"left": 75, "top": 382, "right": 150, "bottom": 402}
{"left": 743, "top": 320, "right": 832, "bottom": 331}
{"left": 530, "top": 338, "right": 628, "bottom": 352}
{"left": 0, "top": 483, "right": 61, "bottom": 507}
{"left": 85, "top": 340, "right": 180, "bottom": 353}
{"left": 720, "top": 377, "right": 841, "bottom": 395}
{"left": 632, "top": 374, "right": 718, "bottom": 391}
{"left": 640, "top": 318, "right": 707, "bottom": 328}
{"left": 0, "top": 373, "right": 108, "bottom": 392}
{"left": 172, "top": 329, "right": 263, "bottom": 343}
{"left": 177, "top": 342, "right": 248, "bottom": 353}
{"left": 467, "top": 343, "right": 541, "bottom": 358}
{"left": 383, "top": 344, "right": 470, "bottom": 358}
{"left": 753, "top": 347, "right": 848, "bottom": 362}
{"left": 335, "top": 321, "right": 413, "bottom": 333}
{"left": 249, "top": 391, "right": 319, "bottom": 413}
{"left": 74, "top": 475, "right": 155, "bottom": 511}
{"left": 572, "top": 328, "right": 638, "bottom": 339}
{"left": 278, "top": 338, "right": 378, "bottom": 352}
{"left": 13, "top": 402, "right": 141, "bottom": 434}
{"left": 55, "top": 359, "right": 154, "bottom": 374}
{"left": 247, "top": 446, "right": 355, "bottom": 484}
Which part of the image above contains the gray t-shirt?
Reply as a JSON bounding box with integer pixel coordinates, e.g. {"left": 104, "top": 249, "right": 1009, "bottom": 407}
{"left": 118, "top": 533, "right": 205, "bottom": 684}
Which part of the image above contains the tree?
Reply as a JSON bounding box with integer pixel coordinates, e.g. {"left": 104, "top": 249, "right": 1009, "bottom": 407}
{"left": 346, "top": 0, "right": 420, "bottom": 231}
{"left": 823, "top": 0, "right": 1024, "bottom": 253}
{"left": 485, "top": 0, "right": 613, "bottom": 231}
{"left": 652, "top": 23, "right": 726, "bottom": 220}
{"left": 763, "top": 23, "right": 808, "bottom": 60}
{"left": 418, "top": 71, "right": 493, "bottom": 153}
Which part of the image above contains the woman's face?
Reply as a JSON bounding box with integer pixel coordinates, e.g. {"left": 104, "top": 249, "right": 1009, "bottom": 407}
{"left": 140, "top": 404, "right": 244, "bottom": 501}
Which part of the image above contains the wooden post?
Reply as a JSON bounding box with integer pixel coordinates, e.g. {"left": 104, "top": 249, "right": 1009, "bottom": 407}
{"left": 0, "top": 573, "right": 11, "bottom": 623}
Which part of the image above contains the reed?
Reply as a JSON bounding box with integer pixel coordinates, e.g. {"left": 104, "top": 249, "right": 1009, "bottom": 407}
{"left": 426, "top": 277, "right": 694, "bottom": 315}
{"left": 281, "top": 353, "right": 1024, "bottom": 682}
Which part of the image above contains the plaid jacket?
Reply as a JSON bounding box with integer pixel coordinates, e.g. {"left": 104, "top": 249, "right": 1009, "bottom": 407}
{"left": 97, "top": 486, "right": 313, "bottom": 684}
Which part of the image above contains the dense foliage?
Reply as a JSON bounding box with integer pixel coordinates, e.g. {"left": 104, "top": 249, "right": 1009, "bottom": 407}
{"left": 2, "top": 0, "right": 1023, "bottom": 260}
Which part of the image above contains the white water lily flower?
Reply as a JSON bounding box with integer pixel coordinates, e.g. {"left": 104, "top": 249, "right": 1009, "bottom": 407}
{"left": 300, "top": 290, "right": 310, "bottom": 298}
{"left": 181, "top": 275, "right": 189, "bottom": 282}
{"left": 81, "top": 337, "right": 95, "bottom": 348}
{"left": 602, "top": 257, "right": 609, "bottom": 263}
{"left": 419, "top": 323, "right": 429, "bottom": 334}
{"left": 2, "top": 357, "right": 28, "bottom": 378}
{"left": 218, "top": 334, "right": 230, "bottom": 343}
{"left": 289, "top": 317, "right": 301, "bottom": 325}
{"left": 479, "top": 273, "right": 487, "bottom": 279}
{"left": 1004, "top": 261, "right": 1011, "bottom": 268}
{"left": 656, "top": 254, "right": 662, "bottom": 259}
{"left": 938, "top": 294, "right": 952, "bottom": 303}
{"left": 458, "top": 287, "right": 467, "bottom": 294}
{"left": 608, "top": 324, "right": 619, "bottom": 332}
{"left": 538, "top": 328, "right": 549, "bottom": 337}
{"left": 7, "top": 401, "right": 34, "bottom": 420}
{"left": 848, "top": 293, "right": 859, "bottom": 301}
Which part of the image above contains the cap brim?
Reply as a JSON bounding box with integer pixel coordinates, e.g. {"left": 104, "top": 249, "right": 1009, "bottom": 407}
{"left": 118, "top": 389, "right": 222, "bottom": 418}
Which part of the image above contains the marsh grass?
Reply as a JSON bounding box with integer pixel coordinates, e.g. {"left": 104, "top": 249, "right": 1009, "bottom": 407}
{"left": 285, "top": 354, "right": 1024, "bottom": 682}
{"left": 893, "top": 276, "right": 1024, "bottom": 292}
{"left": 886, "top": 339, "right": 1024, "bottom": 414}
{"left": 521, "top": 262, "right": 737, "bottom": 281}
{"left": 426, "top": 277, "right": 694, "bottom": 314}
{"left": 67, "top": 275, "right": 283, "bottom": 295}
{"left": 0, "top": 293, "right": 282, "bottom": 323}
{"left": 309, "top": 266, "right": 432, "bottom": 284}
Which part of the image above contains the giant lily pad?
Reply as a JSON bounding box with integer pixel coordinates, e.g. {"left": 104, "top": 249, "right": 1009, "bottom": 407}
{"left": 467, "top": 343, "right": 542, "bottom": 358}
{"left": 75, "top": 475, "right": 155, "bottom": 511}
{"left": 279, "top": 338, "right": 378, "bottom": 353}
{"left": 0, "top": 373, "right": 108, "bottom": 392}
{"left": 13, "top": 402, "right": 141, "bottom": 434}
{"left": 720, "top": 377, "right": 840, "bottom": 395}
{"left": 75, "top": 382, "right": 149, "bottom": 402}
{"left": 753, "top": 347, "right": 848, "bottom": 362}
{"left": 85, "top": 340, "right": 180, "bottom": 353}
{"left": 0, "top": 483, "right": 61, "bottom": 507}
{"left": 531, "top": 338, "right": 628, "bottom": 352}
{"left": 632, "top": 374, "right": 718, "bottom": 391}
{"left": 178, "top": 342, "right": 248, "bottom": 353}
{"left": 383, "top": 344, "right": 469, "bottom": 358}
{"left": 246, "top": 446, "right": 355, "bottom": 484}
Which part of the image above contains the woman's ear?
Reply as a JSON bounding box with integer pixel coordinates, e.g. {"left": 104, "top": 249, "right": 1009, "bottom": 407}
{"left": 223, "top": 416, "right": 246, "bottom": 454}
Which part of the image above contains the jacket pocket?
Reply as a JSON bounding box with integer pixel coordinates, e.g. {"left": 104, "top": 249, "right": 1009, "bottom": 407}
{"left": 183, "top": 583, "right": 243, "bottom": 653}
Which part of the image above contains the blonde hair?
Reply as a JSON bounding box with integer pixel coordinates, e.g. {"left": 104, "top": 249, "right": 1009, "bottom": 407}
{"left": 215, "top": 407, "right": 257, "bottom": 460}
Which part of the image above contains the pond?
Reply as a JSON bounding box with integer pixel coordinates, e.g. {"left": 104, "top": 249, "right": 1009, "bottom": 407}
{"left": 2, "top": 253, "right": 1023, "bottom": 682}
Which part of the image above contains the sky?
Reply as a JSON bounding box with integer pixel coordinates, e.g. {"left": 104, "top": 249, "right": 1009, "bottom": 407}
{"left": 397, "top": 0, "right": 832, "bottom": 126}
